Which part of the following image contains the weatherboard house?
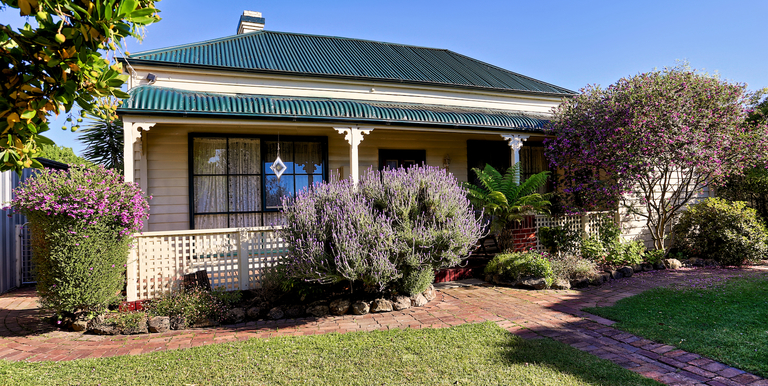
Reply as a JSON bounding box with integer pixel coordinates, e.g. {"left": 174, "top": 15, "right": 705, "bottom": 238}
{"left": 118, "top": 11, "right": 574, "bottom": 232}
{"left": 116, "top": 11, "right": 579, "bottom": 299}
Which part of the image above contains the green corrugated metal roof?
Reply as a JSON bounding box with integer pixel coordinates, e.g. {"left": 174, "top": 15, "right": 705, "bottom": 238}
{"left": 119, "top": 86, "right": 549, "bottom": 131}
{"left": 123, "top": 31, "right": 575, "bottom": 96}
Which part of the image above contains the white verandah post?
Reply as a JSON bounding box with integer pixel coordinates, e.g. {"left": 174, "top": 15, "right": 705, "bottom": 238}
{"left": 335, "top": 127, "right": 373, "bottom": 185}
{"left": 501, "top": 134, "right": 530, "bottom": 184}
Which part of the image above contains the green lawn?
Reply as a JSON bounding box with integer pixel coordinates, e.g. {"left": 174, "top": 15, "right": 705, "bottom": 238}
{"left": 587, "top": 276, "right": 768, "bottom": 378}
{"left": 0, "top": 322, "right": 660, "bottom": 386}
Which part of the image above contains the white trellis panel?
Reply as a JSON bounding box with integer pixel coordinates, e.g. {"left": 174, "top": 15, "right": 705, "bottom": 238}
{"left": 128, "top": 226, "right": 285, "bottom": 301}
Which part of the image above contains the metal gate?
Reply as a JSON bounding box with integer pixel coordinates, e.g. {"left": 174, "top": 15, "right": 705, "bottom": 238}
{"left": 16, "top": 224, "right": 35, "bottom": 284}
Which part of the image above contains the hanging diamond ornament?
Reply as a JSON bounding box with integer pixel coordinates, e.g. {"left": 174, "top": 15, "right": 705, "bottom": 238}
{"left": 270, "top": 140, "right": 286, "bottom": 180}
{"left": 270, "top": 155, "right": 286, "bottom": 179}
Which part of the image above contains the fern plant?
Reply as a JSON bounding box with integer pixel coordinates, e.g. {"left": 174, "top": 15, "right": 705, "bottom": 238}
{"left": 464, "top": 163, "right": 551, "bottom": 251}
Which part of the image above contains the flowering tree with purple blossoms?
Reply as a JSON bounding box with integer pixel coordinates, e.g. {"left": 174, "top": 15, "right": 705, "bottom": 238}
{"left": 545, "top": 66, "right": 768, "bottom": 251}
{"left": 280, "top": 166, "right": 485, "bottom": 295}
{"left": 9, "top": 165, "right": 150, "bottom": 318}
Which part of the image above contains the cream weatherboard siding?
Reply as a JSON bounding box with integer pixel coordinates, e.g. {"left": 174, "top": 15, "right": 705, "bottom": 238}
{"left": 139, "top": 122, "right": 538, "bottom": 231}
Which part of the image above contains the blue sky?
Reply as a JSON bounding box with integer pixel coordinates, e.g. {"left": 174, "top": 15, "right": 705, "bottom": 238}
{"left": 3, "top": 0, "right": 767, "bottom": 154}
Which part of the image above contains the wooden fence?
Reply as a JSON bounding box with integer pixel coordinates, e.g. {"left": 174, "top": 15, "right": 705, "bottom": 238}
{"left": 127, "top": 226, "right": 285, "bottom": 301}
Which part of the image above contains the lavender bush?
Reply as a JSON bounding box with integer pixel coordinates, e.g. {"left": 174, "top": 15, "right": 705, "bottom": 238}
{"left": 280, "top": 166, "right": 485, "bottom": 295}
{"left": 9, "top": 166, "right": 150, "bottom": 317}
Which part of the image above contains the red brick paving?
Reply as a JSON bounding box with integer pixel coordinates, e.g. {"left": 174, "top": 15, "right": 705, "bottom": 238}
{"left": 1, "top": 266, "right": 767, "bottom": 385}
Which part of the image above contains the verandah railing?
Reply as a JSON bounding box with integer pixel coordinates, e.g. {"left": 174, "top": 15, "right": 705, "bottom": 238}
{"left": 127, "top": 226, "right": 285, "bottom": 301}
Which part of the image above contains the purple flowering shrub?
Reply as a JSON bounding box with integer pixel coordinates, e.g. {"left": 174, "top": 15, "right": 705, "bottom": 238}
{"left": 280, "top": 166, "right": 485, "bottom": 295}
{"left": 545, "top": 65, "right": 768, "bottom": 250}
{"left": 9, "top": 166, "right": 150, "bottom": 316}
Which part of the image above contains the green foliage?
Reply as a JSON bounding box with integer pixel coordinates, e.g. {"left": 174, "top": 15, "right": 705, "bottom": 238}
{"left": 587, "top": 277, "right": 768, "bottom": 378}
{"left": 78, "top": 97, "right": 124, "bottom": 172}
{"left": 146, "top": 287, "right": 231, "bottom": 327}
{"left": 485, "top": 250, "right": 554, "bottom": 287}
{"left": 580, "top": 236, "right": 605, "bottom": 261}
{"left": 538, "top": 226, "right": 580, "bottom": 255}
{"left": 465, "top": 163, "right": 551, "bottom": 229}
{"left": 37, "top": 143, "right": 92, "bottom": 166}
{"left": 210, "top": 287, "right": 242, "bottom": 307}
{"left": 0, "top": 0, "right": 161, "bottom": 173}
{"left": 29, "top": 219, "right": 130, "bottom": 316}
{"left": 609, "top": 240, "right": 645, "bottom": 266}
{"left": 397, "top": 267, "right": 434, "bottom": 296}
{"left": 673, "top": 198, "right": 768, "bottom": 266}
{"left": 548, "top": 254, "right": 598, "bottom": 281}
{"left": 107, "top": 311, "right": 147, "bottom": 333}
{"left": 644, "top": 249, "right": 665, "bottom": 265}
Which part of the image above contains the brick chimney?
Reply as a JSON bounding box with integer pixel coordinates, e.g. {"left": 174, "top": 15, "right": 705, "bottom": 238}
{"left": 237, "top": 11, "right": 265, "bottom": 34}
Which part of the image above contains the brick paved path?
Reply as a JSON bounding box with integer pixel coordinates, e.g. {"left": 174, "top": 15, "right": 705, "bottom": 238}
{"left": 1, "top": 266, "right": 767, "bottom": 386}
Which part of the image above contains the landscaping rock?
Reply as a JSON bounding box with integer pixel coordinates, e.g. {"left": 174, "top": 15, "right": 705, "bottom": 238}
{"left": 618, "top": 266, "right": 634, "bottom": 278}
{"left": 71, "top": 320, "right": 88, "bottom": 332}
{"left": 392, "top": 296, "right": 411, "bottom": 311}
{"left": 351, "top": 300, "right": 370, "bottom": 315}
{"left": 588, "top": 273, "right": 608, "bottom": 286}
{"left": 663, "top": 258, "right": 682, "bottom": 269}
{"left": 422, "top": 285, "right": 436, "bottom": 302}
{"left": 329, "top": 299, "right": 351, "bottom": 315}
{"left": 170, "top": 316, "right": 187, "bottom": 330}
{"left": 686, "top": 257, "right": 705, "bottom": 267}
{"left": 246, "top": 306, "right": 262, "bottom": 319}
{"left": 631, "top": 263, "right": 644, "bottom": 273}
{"left": 285, "top": 305, "right": 305, "bottom": 318}
{"left": 148, "top": 316, "right": 170, "bottom": 333}
{"left": 410, "top": 293, "right": 428, "bottom": 307}
{"left": 370, "top": 298, "right": 393, "bottom": 312}
{"left": 225, "top": 307, "right": 246, "bottom": 324}
{"left": 519, "top": 277, "right": 548, "bottom": 290}
{"left": 91, "top": 324, "right": 116, "bottom": 335}
{"left": 606, "top": 269, "right": 623, "bottom": 280}
{"left": 192, "top": 318, "right": 218, "bottom": 328}
{"left": 267, "top": 307, "right": 285, "bottom": 320}
{"left": 570, "top": 277, "right": 590, "bottom": 289}
{"left": 306, "top": 304, "right": 330, "bottom": 317}
{"left": 492, "top": 274, "right": 517, "bottom": 286}
{"left": 653, "top": 262, "right": 667, "bottom": 270}
{"left": 641, "top": 262, "right": 654, "bottom": 271}
{"left": 551, "top": 278, "right": 571, "bottom": 290}
{"left": 704, "top": 259, "right": 718, "bottom": 267}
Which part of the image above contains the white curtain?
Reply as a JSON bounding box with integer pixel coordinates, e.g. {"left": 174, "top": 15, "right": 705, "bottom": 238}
{"left": 193, "top": 138, "right": 228, "bottom": 218}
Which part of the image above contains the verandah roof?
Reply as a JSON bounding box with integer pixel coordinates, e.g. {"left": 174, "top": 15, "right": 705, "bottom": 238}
{"left": 119, "top": 86, "right": 550, "bottom": 132}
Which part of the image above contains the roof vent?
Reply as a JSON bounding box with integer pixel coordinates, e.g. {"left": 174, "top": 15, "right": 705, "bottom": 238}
{"left": 237, "top": 11, "right": 265, "bottom": 34}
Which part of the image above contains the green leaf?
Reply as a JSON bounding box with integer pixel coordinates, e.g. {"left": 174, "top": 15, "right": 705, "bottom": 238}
{"left": 20, "top": 110, "right": 35, "bottom": 119}
{"left": 35, "top": 135, "right": 55, "bottom": 146}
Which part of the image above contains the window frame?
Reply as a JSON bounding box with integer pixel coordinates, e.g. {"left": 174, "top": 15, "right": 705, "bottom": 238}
{"left": 188, "top": 133, "right": 328, "bottom": 229}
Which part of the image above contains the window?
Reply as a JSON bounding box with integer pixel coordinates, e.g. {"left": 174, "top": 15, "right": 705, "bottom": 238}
{"left": 378, "top": 149, "right": 426, "bottom": 170}
{"left": 466, "top": 140, "right": 552, "bottom": 193}
{"left": 190, "top": 134, "right": 327, "bottom": 229}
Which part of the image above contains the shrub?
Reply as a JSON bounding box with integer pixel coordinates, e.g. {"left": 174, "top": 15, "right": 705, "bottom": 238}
{"left": 548, "top": 254, "right": 597, "bottom": 281}
{"left": 9, "top": 166, "right": 150, "bottom": 317}
{"left": 280, "top": 166, "right": 485, "bottom": 292}
{"left": 644, "top": 249, "right": 665, "bottom": 265}
{"left": 146, "top": 287, "right": 230, "bottom": 327}
{"left": 580, "top": 236, "right": 605, "bottom": 261}
{"left": 580, "top": 219, "right": 646, "bottom": 266}
{"left": 609, "top": 240, "right": 645, "bottom": 266}
{"left": 538, "top": 226, "right": 580, "bottom": 255}
{"left": 673, "top": 198, "right": 768, "bottom": 266}
{"left": 485, "top": 250, "right": 554, "bottom": 287}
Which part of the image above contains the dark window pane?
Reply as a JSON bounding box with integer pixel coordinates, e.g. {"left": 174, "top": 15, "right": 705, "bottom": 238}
{"left": 194, "top": 176, "right": 227, "bottom": 213}
{"left": 193, "top": 138, "right": 227, "bottom": 174}
{"left": 265, "top": 141, "right": 294, "bottom": 174}
{"left": 265, "top": 175, "right": 294, "bottom": 209}
{"left": 228, "top": 176, "right": 261, "bottom": 212}
{"left": 294, "top": 142, "right": 323, "bottom": 174}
